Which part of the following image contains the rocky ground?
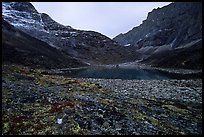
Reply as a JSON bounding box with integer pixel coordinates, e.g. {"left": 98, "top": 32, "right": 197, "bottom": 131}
{"left": 2, "top": 63, "right": 202, "bottom": 135}
{"left": 77, "top": 78, "right": 202, "bottom": 104}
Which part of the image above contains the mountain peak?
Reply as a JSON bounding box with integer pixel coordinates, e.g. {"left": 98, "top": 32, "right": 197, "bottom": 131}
{"left": 2, "top": 2, "right": 138, "bottom": 66}
{"left": 2, "top": 2, "right": 38, "bottom": 14}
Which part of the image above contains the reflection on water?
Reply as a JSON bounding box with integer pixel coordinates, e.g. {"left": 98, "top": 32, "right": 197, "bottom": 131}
{"left": 63, "top": 67, "right": 170, "bottom": 80}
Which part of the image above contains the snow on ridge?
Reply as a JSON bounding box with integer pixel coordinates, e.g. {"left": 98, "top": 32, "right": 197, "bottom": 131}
{"left": 48, "top": 43, "right": 61, "bottom": 49}
{"left": 145, "top": 33, "right": 151, "bottom": 38}
{"left": 170, "top": 37, "right": 177, "bottom": 48}
{"left": 70, "top": 31, "right": 78, "bottom": 36}
{"left": 70, "top": 31, "right": 77, "bottom": 34}
{"left": 2, "top": 2, "right": 44, "bottom": 28}
{"left": 2, "top": 8, "right": 46, "bottom": 32}
{"left": 138, "top": 38, "right": 142, "bottom": 42}
{"left": 124, "top": 44, "right": 131, "bottom": 47}
{"left": 2, "top": 2, "right": 13, "bottom": 11}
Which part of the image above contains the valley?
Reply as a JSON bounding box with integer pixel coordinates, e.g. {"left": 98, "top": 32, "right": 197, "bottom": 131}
{"left": 2, "top": 2, "right": 202, "bottom": 135}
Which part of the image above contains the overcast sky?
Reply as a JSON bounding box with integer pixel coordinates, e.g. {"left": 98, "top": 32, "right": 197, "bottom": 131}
{"left": 31, "top": 2, "right": 171, "bottom": 38}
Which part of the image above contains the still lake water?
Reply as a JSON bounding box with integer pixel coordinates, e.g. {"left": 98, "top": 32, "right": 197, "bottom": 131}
{"left": 64, "top": 67, "right": 171, "bottom": 80}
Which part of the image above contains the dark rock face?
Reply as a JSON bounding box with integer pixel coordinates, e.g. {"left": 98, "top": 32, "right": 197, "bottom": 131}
{"left": 2, "top": 2, "right": 138, "bottom": 65}
{"left": 113, "top": 2, "right": 202, "bottom": 49}
{"left": 41, "top": 13, "right": 72, "bottom": 31}
{"left": 113, "top": 2, "right": 202, "bottom": 69}
{"left": 2, "top": 19, "right": 86, "bottom": 69}
{"left": 140, "top": 40, "right": 202, "bottom": 69}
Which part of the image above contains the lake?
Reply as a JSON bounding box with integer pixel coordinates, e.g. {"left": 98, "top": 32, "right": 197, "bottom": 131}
{"left": 62, "top": 67, "right": 171, "bottom": 80}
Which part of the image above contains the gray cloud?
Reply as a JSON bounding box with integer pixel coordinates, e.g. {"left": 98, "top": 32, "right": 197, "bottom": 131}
{"left": 31, "top": 2, "right": 171, "bottom": 38}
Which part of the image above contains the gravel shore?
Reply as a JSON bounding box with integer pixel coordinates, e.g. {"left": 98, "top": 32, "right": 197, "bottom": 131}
{"left": 75, "top": 78, "right": 202, "bottom": 103}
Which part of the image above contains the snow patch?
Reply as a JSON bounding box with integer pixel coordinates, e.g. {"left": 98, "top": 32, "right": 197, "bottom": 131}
{"left": 170, "top": 37, "right": 177, "bottom": 48}
{"left": 49, "top": 44, "right": 61, "bottom": 49}
{"left": 57, "top": 118, "right": 63, "bottom": 124}
{"left": 138, "top": 39, "right": 143, "bottom": 42}
{"left": 2, "top": 3, "right": 45, "bottom": 31}
{"left": 145, "top": 33, "right": 151, "bottom": 38}
{"left": 70, "top": 31, "right": 77, "bottom": 34}
{"left": 124, "top": 44, "right": 131, "bottom": 47}
{"left": 39, "top": 13, "right": 49, "bottom": 33}
{"left": 164, "top": 28, "right": 171, "bottom": 31}
{"left": 70, "top": 31, "right": 78, "bottom": 36}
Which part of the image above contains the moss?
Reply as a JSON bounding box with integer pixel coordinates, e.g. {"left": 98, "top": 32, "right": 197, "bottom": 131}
{"left": 100, "top": 98, "right": 113, "bottom": 105}
{"left": 63, "top": 119, "right": 82, "bottom": 135}
{"left": 149, "top": 96, "right": 157, "bottom": 102}
{"left": 42, "top": 126, "right": 53, "bottom": 134}
{"left": 129, "top": 109, "right": 146, "bottom": 121}
{"left": 180, "top": 131, "right": 187, "bottom": 135}
{"left": 146, "top": 117, "right": 160, "bottom": 125}
{"left": 2, "top": 88, "right": 13, "bottom": 104}
{"left": 127, "top": 100, "right": 138, "bottom": 106}
{"left": 57, "top": 90, "right": 72, "bottom": 97}
{"left": 162, "top": 105, "right": 189, "bottom": 114}
{"left": 22, "top": 121, "right": 31, "bottom": 127}
{"left": 2, "top": 88, "right": 12, "bottom": 97}
{"left": 158, "top": 120, "right": 187, "bottom": 135}
{"left": 79, "top": 82, "right": 88, "bottom": 86}
{"left": 3, "top": 122, "right": 10, "bottom": 134}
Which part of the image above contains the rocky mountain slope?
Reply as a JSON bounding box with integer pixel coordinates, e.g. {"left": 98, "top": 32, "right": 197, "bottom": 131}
{"left": 2, "top": 19, "right": 86, "bottom": 69}
{"left": 2, "top": 2, "right": 138, "bottom": 66}
{"left": 113, "top": 2, "right": 202, "bottom": 69}
{"left": 140, "top": 40, "right": 202, "bottom": 69}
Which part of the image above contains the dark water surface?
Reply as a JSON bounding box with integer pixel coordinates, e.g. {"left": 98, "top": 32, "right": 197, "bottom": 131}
{"left": 63, "top": 67, "right": 171, "bottom": 80}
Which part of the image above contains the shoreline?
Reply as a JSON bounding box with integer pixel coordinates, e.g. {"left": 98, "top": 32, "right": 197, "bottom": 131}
{"left": 74, "top": 78, "right": 202, "bottom": 104}
{"left": 48, "top": 61, "right": 202, "bottom": 79}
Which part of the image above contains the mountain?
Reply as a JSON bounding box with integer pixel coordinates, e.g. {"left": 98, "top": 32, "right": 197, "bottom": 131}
{"left": 140, "top": 40, "right": 202, "bottom": 69}
{"left": 2, "top": 19, "right": 86, "bottom": 69}
{"left": 2, "top": 2, "right": 139, "bottom": 66}
{"left": 113, "top": 2, "right": 202, "bottom": 69}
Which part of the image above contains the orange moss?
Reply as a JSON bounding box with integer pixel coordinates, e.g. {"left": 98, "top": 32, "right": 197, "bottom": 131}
{"left": 50, "top": 101, "right": 75, "bottom": 113}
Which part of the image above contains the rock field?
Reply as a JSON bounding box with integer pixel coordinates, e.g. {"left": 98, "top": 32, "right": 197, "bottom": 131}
{"left": 2, "top": 63, "right": 202, "bottom": 135}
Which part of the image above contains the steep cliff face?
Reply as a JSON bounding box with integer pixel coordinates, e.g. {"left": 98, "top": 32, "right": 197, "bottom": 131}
{"left": 2, "top": 2, "right": 138, "bottom": 65}
{"left": 113, "top": 2, "right": 202, "bottom": 69}
{"left": 114, "top": 2, "right": 202, "bottom": 49}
